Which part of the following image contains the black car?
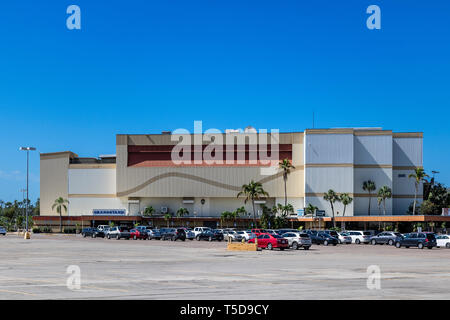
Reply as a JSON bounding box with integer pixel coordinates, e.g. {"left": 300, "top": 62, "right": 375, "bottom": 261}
{"left": 81, "top": 227, "right": 105, "bottom": 238}
{"left": 310, "top": 231, "right": 339, "bottom": 246}
{"left": 395, "top": 232, "right": 437, "bottom": 249}
{"left": 160, "top": 228, "right": 186, "bottom": 241}
{"left": 196, "top": 230, "right": 224, "bottom": 241}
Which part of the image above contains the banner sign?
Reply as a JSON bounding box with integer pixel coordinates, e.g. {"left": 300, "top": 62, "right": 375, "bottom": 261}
{"left": 297, "top": 209, "right": 305, "bottom": 216}
{"left": 92, "top": 209, "right": 126, "bottom": 215}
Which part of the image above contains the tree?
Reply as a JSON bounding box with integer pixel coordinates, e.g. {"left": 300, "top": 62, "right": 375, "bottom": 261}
{"left": 304, "top": 203, "right": 318, "bottom": 216}
{"left": 339, "top": 193, "right": 353, "bottom": 231}
{"left": 164, "top": 212, "right": 172, "bottom": 227}
{"left": 377, "top": 186, "right": 392, "bottom": 216}
{"left": 362, "top": 180, "right": 376, "bottom": 216}
{"left": 408, "top": 168, "right": 429, "bottom": 215}
{"left": 279, "top": 159, "right": 295, "bottom": 207}
{"left": 143, "top": 206, "right": 155, "bottom": 217}
{"left": 260, "top": 206, "right": 275, "bottom": 229}
{"left": 52, "top": 197, "right": 69, "bottom": 233}
{"left": 176, "top": 207, "right": 189, "bottom": 218}
{"left": 237, "top": 180, "right": 269, "bottom": 227}
{"left": 323, "top": 189, "right": 340, "bottom": 228}
{"left": 220, "top": 211, "right": 232, "bottom": 228}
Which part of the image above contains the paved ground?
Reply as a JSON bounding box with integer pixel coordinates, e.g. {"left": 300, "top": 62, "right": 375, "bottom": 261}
{"left": 1, "top": 233, "right": 450, "bottom": 299}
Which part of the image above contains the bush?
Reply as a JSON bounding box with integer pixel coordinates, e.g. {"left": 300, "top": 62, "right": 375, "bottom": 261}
{"left": 42, "top": 227, "right": 52, "bottom": 233}
{"left": 32, "top": 227, "right": 41, "bottom": 233}
{"left": 63, "top": 228, "right": 76, "bottom": 234}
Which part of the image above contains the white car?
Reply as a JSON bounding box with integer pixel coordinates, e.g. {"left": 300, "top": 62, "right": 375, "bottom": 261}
{"left": 281, "top": 232, "right": 312, "bottom": 250}
{"left": 436, "top": 235, "right": 450, "bottom": 248}
{"left": 192, "top": 227, "right": 212, "bottom": 237}
{"left": 237, "top": 231, "right": 251, "bottom": 241}
{"left": 337, "top": 232, "right": 352, "bottom": 244}
{"left": 346, "top": 231, "right": 371, "bottom": 244}
{"left": 224, "top": 230, "right": 243, "bottom": 242}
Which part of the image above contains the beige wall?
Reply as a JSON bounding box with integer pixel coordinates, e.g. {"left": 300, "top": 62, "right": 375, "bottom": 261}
{"left": 40, "top": 152, "right": 72, "bottom": 216}
{"left": 116, "top": 133, "right": 304, "bottom": 199}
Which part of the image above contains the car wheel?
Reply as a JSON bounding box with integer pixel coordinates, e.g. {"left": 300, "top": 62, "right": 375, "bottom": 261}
{"left": 267, "top": 243, "right": 273, "bottom": 250}
{"left": 107, "top": 234, "right": 110, "bottom": 239}
{"left": 292, "top": 242, "right": 298, "bottom": 250}
{"left": 323, "top": 240, "right": 328, "bottom": 246}
{"left": 355, "top": 239, "right": 361, "bottom": 244}
{"left": 388, "top": 239, "right": 394, "bottom": 246}
{"left": 446, "top": 243, "right": 450, "bottom": 249}
{"left": 371, "top": 239, "right": 376, "bottom": 245}
{"left": 117, "top": 235, "right": 120, "bottom": 240}
{"left": 395, "top": 242, "right": 401, "bottom": 248}
{"left": 196, "top": 236, "right": 200, "bottom": 241}
{"left": 92, "top": 234, "right": 96, "bottom": 238}
{"left": 418, "top": 243, "right": 424, "bottom": 249}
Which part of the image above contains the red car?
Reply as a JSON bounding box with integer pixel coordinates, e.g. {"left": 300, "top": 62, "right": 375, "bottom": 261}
{"left": 130, "top": 229, "right": 148, "bottom": 240}
{"left": 249, "top": 233, "right": 289, "bottom": 250}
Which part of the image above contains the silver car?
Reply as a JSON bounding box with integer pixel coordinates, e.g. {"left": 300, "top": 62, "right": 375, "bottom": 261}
{"left": 0, "top": 226, "right": 6, "bottom": 235}
{"left": 282, "top": 232, "right": 312, "bottom": 250}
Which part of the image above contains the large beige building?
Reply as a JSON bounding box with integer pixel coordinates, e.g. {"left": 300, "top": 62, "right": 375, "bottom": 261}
{"left": 37, "top": 128, "right": 424, "bottom": 228}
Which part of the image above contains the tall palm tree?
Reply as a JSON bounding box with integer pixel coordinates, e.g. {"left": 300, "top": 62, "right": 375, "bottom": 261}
{"left": 164, "top": 212, "right": 172, "bottom": 228}
{"left": 362, "top": 180, "right": 376, "bottom": 216}
{"left": 377, "top": 186, "right": 392, "bottom": 217}
{"left": 409, "top": 168, "right": 429, "bottom": 215}
{"left": 237, "top": 180, "right": 269, "bottom": 227}
{"left": 339, "top": 193, "right": 353, "bottom": 230}
{"left": 143, "top": 206, "right": 155, "bottom": 226}
{"left": 176, "top": 207, "right": 189, "bottom": 218}
{"left": 279, "top": 159, "right": 295, "bottom": 207}
{"left": 52, "top": 197, "right": 69, "bottom": 233}
{"left": 323, "top": 189, "right": 340, "bottom": 228}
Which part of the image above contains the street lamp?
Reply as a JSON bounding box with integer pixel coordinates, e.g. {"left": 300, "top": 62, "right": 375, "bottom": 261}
{"left": 19, "top": 147, "right": 36, "bottom": 236}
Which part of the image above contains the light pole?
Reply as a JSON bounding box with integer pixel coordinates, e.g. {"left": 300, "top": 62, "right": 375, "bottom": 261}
{"left": 19, "top": 147, "right": 36, "bottom": 235}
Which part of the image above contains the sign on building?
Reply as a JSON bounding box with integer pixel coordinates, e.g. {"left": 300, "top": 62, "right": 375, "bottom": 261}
{"left": 315, "top": 210, "right": 326, "bottom": 217}
{"left": 297, "top": 209, "right": 305, "bottom": 217}
{"left": 92, "top": 209, "right": 126, "bottom": 215}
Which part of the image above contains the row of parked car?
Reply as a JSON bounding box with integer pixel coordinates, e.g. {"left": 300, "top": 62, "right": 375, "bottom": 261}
{"left": 80, "top": 225, "right": 450, "bottom": 251}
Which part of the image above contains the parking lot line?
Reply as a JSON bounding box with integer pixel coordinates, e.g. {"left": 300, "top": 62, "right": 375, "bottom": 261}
{"left": 0, "top": 288, "right": 36, "bottom": 296}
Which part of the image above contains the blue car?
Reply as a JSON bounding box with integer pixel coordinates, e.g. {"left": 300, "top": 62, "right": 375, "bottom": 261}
{"left": 0, "top": 226, "right": 6, "bottom": 235}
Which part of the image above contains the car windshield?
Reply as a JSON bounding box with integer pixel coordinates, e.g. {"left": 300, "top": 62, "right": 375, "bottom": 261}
{"left": 300, "top": 233, "right": 309, "bottom": 238}
{"left": 272, "top": 234, "right": 282, "bottom": 238}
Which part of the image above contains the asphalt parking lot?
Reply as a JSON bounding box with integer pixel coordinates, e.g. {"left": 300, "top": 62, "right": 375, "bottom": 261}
{"left": 1, "top": 233, "right": 450, "bottom": 299}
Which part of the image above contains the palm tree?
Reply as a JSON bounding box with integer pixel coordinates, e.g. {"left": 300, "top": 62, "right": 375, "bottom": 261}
{"left": 339, "top": 193, "right": 353, "bottom": 230}
{"left": 163, "top": 212, "right": 172, "bottom": 228}
{"left": 362, "top": 180, "right": 376, "bottom": 216}
{"left": 143, "top": 206, "right": 155, "bottom": 226}
{"left": 304, "top": 203, "right": 318, "bottom": 216}
{"left": 279, "top": 159, "right": 295, "bottom": 207}
{"left": 176, "top": 207, "right": 189, "bottom": 218}
{"left": 221, "top": 211, "right": 232, "bottom": 228}
{"left": 237, "top": 180, "right": 269, "bottom": 227}
{"left": 323, "top": 190, "right": 340, "bottom": 228}
{"left": 377, "top": 186, "right": 392, "bottom": 216}
{"left": 409, "top": 168, "right": 429, "bottom": 215}
{"left": 52, "top": 197, "right": 69, "bottom": 233}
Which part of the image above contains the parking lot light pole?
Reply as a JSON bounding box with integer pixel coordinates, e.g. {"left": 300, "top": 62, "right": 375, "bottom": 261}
{"left": 19, "top": 147, "right": 36, "bottom": 237}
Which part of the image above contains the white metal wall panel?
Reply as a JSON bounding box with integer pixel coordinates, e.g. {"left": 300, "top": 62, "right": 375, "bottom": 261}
{"left": 353, "top": 197, "right": 392, "bottom": 216}
{"left": 393, "top": 170, "right": 422, "bottom": 195}
{"left": 305, "top": 167, "right": 353, "bottom": 193}
{"left": 68, "top": 197, "right": 127, "bottom": 216}
{"left": 69, "top": 169, "right": 116, "bottom": 195}
{"left": 393, "top": 198, "right": 418, "bottom": 215}
{"left": 393, "top": 138, "right": 423, "bottom": 166}
{"left": 353, "top": 168, "right": 392, "bottom": 194}
{"left": 354, "top": 135, "right": 392, "bottom": 165}
{"left": 305, "top": 134, "right": 353, "bottom": 164}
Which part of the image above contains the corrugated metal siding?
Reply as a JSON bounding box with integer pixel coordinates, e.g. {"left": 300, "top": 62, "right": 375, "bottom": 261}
{"left": 305, "top": 167, "right": 353, "bottom": 193}
{"left": 68, "top": 169, "right": 116, "bottom": 195}
{"left": 393, "top": 138, "right": 423, "bottom": 166}
{"left": 305, "top": 134, "right": 353, "bottom": 164}
{"left": 354, "top": 135, "right": 392, "bottom": 165}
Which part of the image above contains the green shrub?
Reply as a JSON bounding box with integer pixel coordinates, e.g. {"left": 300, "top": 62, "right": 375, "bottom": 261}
{"left": 32, "top": 227, "right": 41, "bottom": 233}
{"left": 63, "top": 228, "right": 76, "bottom": 234}
{"left": 42, "top": 227, "right": 52, "bottom": 233}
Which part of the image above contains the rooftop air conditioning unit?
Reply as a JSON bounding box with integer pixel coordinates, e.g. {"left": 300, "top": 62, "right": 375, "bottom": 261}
{"left": 161, "top": 207, "right": 168, "bottom": 213}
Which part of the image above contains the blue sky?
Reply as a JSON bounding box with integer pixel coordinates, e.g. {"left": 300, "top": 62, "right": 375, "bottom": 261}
{"left": 0, "top": 0, "right": 449, "bottom": 202}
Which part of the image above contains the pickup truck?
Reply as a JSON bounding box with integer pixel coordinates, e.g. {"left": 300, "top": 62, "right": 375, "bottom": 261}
{"left": 192, "top": 227, "right": 212, "bottom": 237}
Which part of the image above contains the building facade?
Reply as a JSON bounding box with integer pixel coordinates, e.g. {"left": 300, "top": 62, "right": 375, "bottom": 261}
{"left": 38, "top": 128, "right": 423, "bottom": 227}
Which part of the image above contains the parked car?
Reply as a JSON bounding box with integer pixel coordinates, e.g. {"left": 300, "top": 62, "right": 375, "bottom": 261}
{"left": 323, "top": 230, "right": 340, "bottom": 238}
{"left": 370, "top": 231, "right": 403, "bottom": 245}
{"left": 185, "top": 229, "right": 196, "bottom": 240}
{"left": 337, "top": 232, "right": 352, "bottom": 244}
{"left": 136, "top": 226, "right": 149, "bottom": 233}
{"left": 97, "top": 225, "right": 110, "bottom": 232}
{"left": 248, "top": 233, "right": 289, "bottom": 250}
{"left": 346, "top": 231, "right": 371, "bottom": 244}
{"left": 436, "top": 235, "right": 450, "bottom": 248}
{"left": 276, "top": 228, "right": 298, "bottom": 235}
{"left": 160, "top": 228, "right": 186, "bottom": 241}
{"left": 192, "top": 227, "right": 212, "bottom": 237}
{"left": 146, "top": 228, "right": 161, "bottom": 240}
{"left": 130, "top": 228, "right": 148, "bottom": 240}
{"left": 196, "top": 230, "right": 224, "bottom": 241}
{"left": 251, "top": 229, "right": 266, "bottom": 236}
{"left": 310, "top": 231, "right": 339, "bottom": 246}
{"left": 107, "top": 226, "right": 131, "bottom": 240}
{"left": 236, "top": 231, "right": 250, "bottom": 241}
{"left": 0, "top": 226, "right": 6, "bottom": 235}
{"left": 223, "top": 230, "right": 243, "bottom": 242}
{"left": 81, "top": 227, "right": 104, "bottom": 238}
{"left": 395, "top": 232, "right": 437, "bottom": 249}
{"left": 281, "top": 232, "right": 312, "bottom": 250}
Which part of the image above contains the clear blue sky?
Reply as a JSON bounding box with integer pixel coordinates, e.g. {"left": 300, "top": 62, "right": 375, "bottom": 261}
{"left": 0, "top": 0, "right": 449, "bottom": 202}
